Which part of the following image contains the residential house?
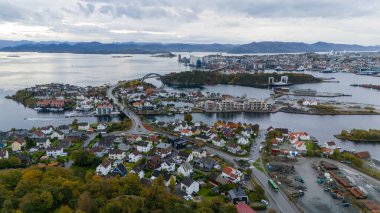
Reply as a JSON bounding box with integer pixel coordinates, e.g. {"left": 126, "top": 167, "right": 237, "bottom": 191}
{"left": 193, "top": 158, "right": 220, "bottom": 170}
{"left": 209, "top": 173, "right": 229, "bottom": 186}
{"left": 108, "top": 149, "right": 126, "bottom": 160}
{"left": 354, "top": 151, "right": 371, "bottom": 159}
{"left": 29, "top": 130, "right": 45, "bottom": 139}
{"left": 136, "top": 141, "right": 153, "bottom": 153}
{"left": 90, "top": 146, "right": 108, "bottom": 158}
{"left": 169, "top": 137, "right": 187, "bottom": 149}
{"left": 0, "top": 149, "right": 9, "bottom": 159}
{"left": 59, "top": 140, "right": 72, "bottom": 149}
{"left": 97, "top": 123, "right": 108, "bottom": 132}
{"left": 11, "top": 137, "right": 26, "bottom": 152}
{"left": 28, "top": 147, "right": 39, "bottom": 153}
{"left": 293, "top": 141, "right": 306, "bottom": 151}
{"left": 228, "top": 188, "right": 249, "bottom": 205}
{"left": 112, "top": 163, "right": 128, "bottom": 177}
{"left": 192, "top": 148, "right": 208, "bottom": 158}
{"left": 57, "top": 125, "right": 70, "bottom": 134}
{"left": 196, "top": 133, "right": 211, "bottom": 142}
{"left": 78, "top": 122, "right": 90, "bottom": 131}
{"left": 65, "top": 132, "right": 86, "bottom": 141}
{"left": 222, "top": 167, "right": 242, "bottom": 183}
{"left": 212, "top": 137, "right": 226, "bottom": 147}
{"left": 180, "top": 129, "right": 193, "bottom": 137}
{"left": 177, "top": 162, "right": 193, "bottom": 177}
{"left": 41, "top": 126, "right": 54, "bottom": 135}
{"left": 98, "top": 136, "right": 116, "bottom": 149}
{"left": 181, "top": 177, "right": 200, "bottom": 195}
{"left": 237, "top": 136, "right": 250, "bottom": 145}
{"left": 227, "top": 143, "right": 242, "bottom": 155}
{"left": 129, "top": 150, "right": 143, "bottom": 163}
{"left": 96, "top": 160, "right": 112, "bottom": 176}
{"left": 177, "top": 151, "right": 193, "bottom": 163}
{"left": 147, "top": 155, "right": 161, "bottom": 170}
{"left": 290, "top": 132, "right": 310, "bottom": 143}
{"left": 155, "top": 143, "right": 172, "bottom": 158}
{"left": 131, "top": 165, "right": 145, "bottom": 179}
{"left": 46, "top": 147, "right": 67, "bottom": 157}
{"left": 325, "top": 141, "right": 337, "bottom": 150}
{"left": 36, "top": 138, "right": 51, "bottom": 149}
{"left": 160, "top": 159, "right": 176, "bottom": 172}
{"left": 50, "top": 130, "right": 65, "bottom": 140}
{"left": 118, "top": 141, "right": 131, "bottom": 151}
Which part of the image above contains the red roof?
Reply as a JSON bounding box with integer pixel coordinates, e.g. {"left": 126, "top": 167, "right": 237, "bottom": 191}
{"left": 235, "top": 203, "right": 256, "bottom": 213}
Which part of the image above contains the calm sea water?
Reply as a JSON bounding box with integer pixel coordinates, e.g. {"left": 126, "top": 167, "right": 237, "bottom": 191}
{"left": 1, "top": 52, "right": 380, "bottom": 159}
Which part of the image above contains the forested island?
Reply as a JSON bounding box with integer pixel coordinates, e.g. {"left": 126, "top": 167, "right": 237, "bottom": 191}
{"left": 161, "top": 71, "right": 322, "bottom": 88}
{"left": 335, "top": 129, "right": 380, "bottom": 142}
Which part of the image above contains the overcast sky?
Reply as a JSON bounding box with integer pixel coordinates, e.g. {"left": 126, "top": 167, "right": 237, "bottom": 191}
{"left": 0, "top": 0, "right": 380, "bottom": 45}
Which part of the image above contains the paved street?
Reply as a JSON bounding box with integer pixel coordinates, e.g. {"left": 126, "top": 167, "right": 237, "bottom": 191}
{"left": 107, "top": 83, "right": 151, "bottom": 135}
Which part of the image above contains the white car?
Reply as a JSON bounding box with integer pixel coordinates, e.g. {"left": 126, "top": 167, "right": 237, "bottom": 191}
{"left": 184, "top": 195, "right": 193, "bottom": 201}
{"left": 261, "top": 199, "right": 269, "bottom": 206}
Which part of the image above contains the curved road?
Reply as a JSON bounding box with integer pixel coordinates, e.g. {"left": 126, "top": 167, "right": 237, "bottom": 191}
{"left": 107, "top": 83, "right": 150, "bottom": 135}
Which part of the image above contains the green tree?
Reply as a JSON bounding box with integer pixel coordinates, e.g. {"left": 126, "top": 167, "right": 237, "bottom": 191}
{"left": 169, "top": 176, "right": 175, "bottom": 192}
{"left": 77, "top": 191, "right": 93, "bottom": 213}
{"left": 184, "top": 113, "right": 193, "bottom": 123}
{"left": 121, "top": 173, "right": 142, "bottom": 195}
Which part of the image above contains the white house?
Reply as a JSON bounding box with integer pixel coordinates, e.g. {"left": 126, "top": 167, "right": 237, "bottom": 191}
{"left": 180, "top": 129, "right": 193, "bottom": 137}
{"left": 97, "top": 123, "right": 108, "bottom": 132}
{"left": 237, "top": 136, "right": 250, "bottom": 145}
{"left": 177, "top": 162, "right": 193, "bottom": 177}
{"left": 0, "top": 149, "right": 9, "bottom": 160}
{"left": 46, "top": 147, "right": 67, "bottom": 158}
{"left": 136, "top": 141, "right": 153, "bottom": 153}
{"left": 50, "top": 131, "right": 65, "bottom": 140}
{"left": 131, "top": 165, "right": 145, "bottom": 179}
{"left": 78, "top": 123, "right": 90, "bottom": 131}
{"left": 222, "top": 167, "right": 242, "bottom": 183}
{"left": 302, "top": 100, "right": 318, "bottom": 106}
{"left": 324, "top": 141, "right": 337, "bottom": 150}
{"left": 129, "top": 150, "right": 142, "bottom": 163}
{"left": 290, "top": 132, "right": 310, "bottom": 143}
{"left": 41, "top": 126, "right": 54, "bottom": 135}
{"left": 36, "top": 138, "right": 51, "bottom": 149}
{"left": 181, "top": 177, "right": 200, "bottom": 195}
{"left": 96, "top": 160, "right": 112, "bottom": 176}
{"left": 108, "top": 149, "right": 126, "bottom": 160}
{"left": 211, "top": 137, "right": 226, "bottom": 147}
{"left": 160, "top": 160, "right": 176, "bottom": 172}
{"left": 177, "top": 151, "right": 193, "bottom": 162}
{"left": 192, "top": 149, "right": 208, "bottom": 158}
{"left": 293, "top": 141, "right": 306, "bottom": 151}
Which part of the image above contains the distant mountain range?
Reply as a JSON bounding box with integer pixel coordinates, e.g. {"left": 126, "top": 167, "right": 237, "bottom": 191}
{"left": 0, "top": 40, "right": 379, "bottom": 54}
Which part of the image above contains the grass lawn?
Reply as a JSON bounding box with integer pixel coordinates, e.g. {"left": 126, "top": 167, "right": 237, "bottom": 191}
{"left": 253, "top": 158, "right": 264, "bottom": 172}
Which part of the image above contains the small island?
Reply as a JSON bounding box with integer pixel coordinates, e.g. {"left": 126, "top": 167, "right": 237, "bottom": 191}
{"left": 335, "top": 129, "right": 380, "bottom": 142}
{"left": 151, "top": 52, "right": 176, "bottom": 58}
{"left": 161, "top": 70, "right": 322, "bottom": 88}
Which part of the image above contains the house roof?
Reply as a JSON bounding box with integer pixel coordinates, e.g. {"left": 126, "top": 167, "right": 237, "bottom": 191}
{"left": 136, "top": 141, "right": 150, "bottom": 147}
{"left": 109, "top": 149, "right": 124, "bottom": 155}
{"left": 354, "top": 151, "right": 371, "bottom": 159}
{"left": 228, "top": 188, "right": 247, "bottom": 199}
{"left": 180, "top": 162, "right": 193, "bottom": 171}
{"left": 181, "top": 177, "right": 194, "bottom": 187}
{"left": 156, "top": 143, "right": 171, "bottom": 149}
{"left": 235, "top": 203, "right": 256, "bottom": 213}
{"left": 100, "top": 160, "right": 111, "bottom": 168}
{"left": 113, "top": 163, "right": 127, "bottom": 176}
{"left": 90, "top": 146, "right": 105, "bottom": 153}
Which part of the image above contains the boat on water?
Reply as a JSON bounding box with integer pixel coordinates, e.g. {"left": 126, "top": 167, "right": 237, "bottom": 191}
{"left": 33, "top": 107, "right": 43, "bottom": 112}
{"left": 320, "top": 68, "right": 335, "bottom": 73}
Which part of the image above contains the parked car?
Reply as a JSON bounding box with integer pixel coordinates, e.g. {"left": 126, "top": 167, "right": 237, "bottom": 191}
{"left": 184, "top": 195, "right": 193, "bottom": 201}
{"left": 261, "top": 199, "right": 269, "bottom": 206}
